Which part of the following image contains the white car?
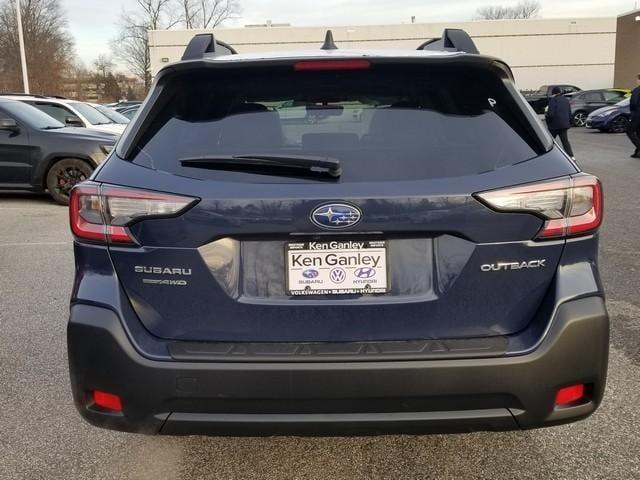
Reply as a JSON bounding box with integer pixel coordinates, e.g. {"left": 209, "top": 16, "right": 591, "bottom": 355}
{"left": 0, "top": 94, "right": 126, "bottom": 135}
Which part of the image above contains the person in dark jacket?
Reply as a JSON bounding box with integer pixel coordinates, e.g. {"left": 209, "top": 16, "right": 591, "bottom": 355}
{"left": 626, "top": 74, "right": 640, "bottom": 158}
{"left": 545, "top": 87, "right": 575, "bottom": 159}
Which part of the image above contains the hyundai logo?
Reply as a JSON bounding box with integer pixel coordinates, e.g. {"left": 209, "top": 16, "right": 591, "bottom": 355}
{"left": 354, "top": 267, "right": 376, "bottom": 279}
{"left": 310, "top": 203, "right": 362, "bottom": 230}
{"left": 302, "top": 269, "right": 319, "bottom": 279}
{"left": 329, "top": 267, "right": 347, "bottom": 284}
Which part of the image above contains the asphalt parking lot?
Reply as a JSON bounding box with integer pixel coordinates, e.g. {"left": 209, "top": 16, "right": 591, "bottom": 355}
{"left": 1, "top": 128, "right": 639, "bottom": 480}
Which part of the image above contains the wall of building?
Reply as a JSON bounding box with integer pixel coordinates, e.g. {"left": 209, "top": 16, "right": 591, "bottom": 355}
{"left": 614, "top": 10, "right": 640, "bottom": 89}
{"left": 149, "top": 17, "right": 618, "bottom": 90}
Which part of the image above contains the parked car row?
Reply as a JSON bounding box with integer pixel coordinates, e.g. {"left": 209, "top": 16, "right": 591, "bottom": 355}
{"left": 522, "top": 85, "right": 631, "bottom": 130}
{"left": 522, "top": 84, "right": 582, "bottom": 114}
{"left": 0, "top": 98, "right": 118, "bottom": 204}
{"left": 0, "top": 94, "right": 140, "bottom": 204}
{"left": 567, "top": 89, "right": 630, "bottom": 127}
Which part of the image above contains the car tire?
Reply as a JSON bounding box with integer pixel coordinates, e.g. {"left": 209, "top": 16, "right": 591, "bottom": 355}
{"left": 46, "top": 158, "right": 94, "bottom": 205}
{"left": 572, "top": 111, "right": 588, "bottom": 127}
{"left": 609, "top": 116, "right": 629, "bottom": 134}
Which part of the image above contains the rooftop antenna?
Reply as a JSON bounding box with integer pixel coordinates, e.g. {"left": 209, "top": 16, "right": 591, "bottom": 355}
{"left": 321, "top": 30, "right": 338, "bottom": 50}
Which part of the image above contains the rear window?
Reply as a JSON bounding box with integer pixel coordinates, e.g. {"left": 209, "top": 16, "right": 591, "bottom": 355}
{"left": 130, "top": 63, "right": 542, "bottom": 182}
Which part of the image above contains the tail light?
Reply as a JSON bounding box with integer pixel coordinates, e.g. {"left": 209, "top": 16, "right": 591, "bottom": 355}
{"left": 70, "top": 182, "right": 198, "bottom": 245}
{"left": 475, "top": 175, "right": 603, "bottom": 240}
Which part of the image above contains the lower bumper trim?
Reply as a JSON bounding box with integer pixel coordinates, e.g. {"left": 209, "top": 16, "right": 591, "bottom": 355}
{"left": 161, "top": 409, "right": 518, "bottom": 436}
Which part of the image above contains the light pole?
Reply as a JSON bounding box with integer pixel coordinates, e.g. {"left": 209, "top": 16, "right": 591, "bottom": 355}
{"left": 16, "top": 0, "right": 29, "bottom": 93}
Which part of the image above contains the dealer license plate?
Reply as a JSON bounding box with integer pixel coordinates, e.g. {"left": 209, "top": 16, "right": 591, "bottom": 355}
{"left": 286, "top": 240, "right": 389, "bottom": 296}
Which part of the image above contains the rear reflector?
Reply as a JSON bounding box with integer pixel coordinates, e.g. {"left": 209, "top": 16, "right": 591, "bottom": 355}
{"left": 92, "top": 390, "right": 123, "bottom": 412}
{"left": 69, "top": 182, "right": 197, "bottom": 245}
{"left": 294, "top": 59, "right": 371, "bottom": 71}
{"left": 555, "top": 384, "right": 586, "bottom": 407}
{"left": 475, "top": 175, "right": 603, "bottom": 240}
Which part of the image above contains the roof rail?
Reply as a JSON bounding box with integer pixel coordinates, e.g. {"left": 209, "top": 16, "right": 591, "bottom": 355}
{"left": 417, "top": 29, "right": 479, "bottom": 55}
{"left": 0, "top": 92, "right": 49, "bottom": 99}
{"left": 181, "top": 33, "right": 238, "bottom": 61}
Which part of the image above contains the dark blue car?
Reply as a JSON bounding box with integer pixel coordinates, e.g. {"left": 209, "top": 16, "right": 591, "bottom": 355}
{"left": 586, "top": 98, "right": 631, "bottom": 133}
{"left": 67, "top": 30, "right": 608, "bottom": 436}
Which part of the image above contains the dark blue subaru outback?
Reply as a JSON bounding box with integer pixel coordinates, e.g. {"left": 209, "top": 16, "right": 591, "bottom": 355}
{"left": 67, "top": 30, "right": 608, "bottom": 435}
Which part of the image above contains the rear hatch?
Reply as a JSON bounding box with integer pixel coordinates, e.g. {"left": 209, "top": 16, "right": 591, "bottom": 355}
{"left": 96, "top": 58, "right": 576, "bottom": 342}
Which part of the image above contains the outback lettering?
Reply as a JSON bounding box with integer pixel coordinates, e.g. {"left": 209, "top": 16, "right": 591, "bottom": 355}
{"left": 480, "top": 260, "right": 547, "bottom": 272}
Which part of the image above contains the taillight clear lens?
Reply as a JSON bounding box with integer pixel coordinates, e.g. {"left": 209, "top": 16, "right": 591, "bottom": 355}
{"left": 475, "top": 175, "right": 603, "bottom": 240}
{"left": 102, "top": 186, "right": 196, "bottom": 226}
{"left": 70, "top": 184, "right": 105, "bottom": 242}
{"left": 69, "top": 183, "right": 197, "bottom": 245}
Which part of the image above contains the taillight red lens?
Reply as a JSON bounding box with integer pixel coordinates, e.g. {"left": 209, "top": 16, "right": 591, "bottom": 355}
{"left": 475, "top": 175, "right": 603, "bottom": 240}
{"left": 69, "top": 184, "right": 106, "bottom": 242}
{"left": 565, "top": 176, "right": 603, "bottom": 236}
{"left": 69, "top": 183, "right": 197, "bottom": 246}
{"left": 294, "top": 59, "right": 371, "bottom": 71}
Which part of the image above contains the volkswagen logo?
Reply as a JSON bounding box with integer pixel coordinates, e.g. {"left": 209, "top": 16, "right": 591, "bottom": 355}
{"left": 329, "top": 268, "right": 347, "bottom": 284}
{"left": 354, "top": 267, "right": 376, "bottom": 279}
{"left": 310, "top": 203, "right": 362, "bottom": 230}
{"left": 302, "top": 269, "right": 319, "bottom": 279}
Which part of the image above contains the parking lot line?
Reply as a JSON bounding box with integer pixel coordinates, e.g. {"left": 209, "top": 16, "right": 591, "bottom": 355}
{"left": 0, "top": 241, "right": 69, "bottom": 247}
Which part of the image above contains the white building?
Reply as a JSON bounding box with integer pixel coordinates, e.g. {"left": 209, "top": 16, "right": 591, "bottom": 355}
{"left": 149, "top": 15, "right": 631, "bottom": 91}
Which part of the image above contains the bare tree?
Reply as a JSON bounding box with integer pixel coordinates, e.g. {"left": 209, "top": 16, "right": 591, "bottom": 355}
{"left": 476, "top": 0, "right": 541, "bottom": 20}
{"left": 176, "top": 0, "right": 241, "bottom": 29}
{"left": 111, "top": 16, "right": 151, "bottom": 91}
{"left": 177, "top": 0, "right": 198, "bottom": 28}
{"left": 199, "top": 0, "right": 240, "bottom": 28}
{"left": 511, "top": 0, "right": 542, "bottom": 19}
{"left": 111, "top": 0, "right": 240, "bottom": 92}
{"left": 475, "top": 5, "right": 512, "bottom": 20}
{"left": 0, "top": 0, "right": 75, "bottom": 95}
{"left": 111, "top": 1, "right": 180, "bottom": 92}
{"left": 94, "top": 54, "right": 114, "bottom": 80}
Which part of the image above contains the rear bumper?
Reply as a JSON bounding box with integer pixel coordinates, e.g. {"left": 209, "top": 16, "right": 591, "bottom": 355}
{"left": 68, "top": 296, "right": 609, "bottom": 436}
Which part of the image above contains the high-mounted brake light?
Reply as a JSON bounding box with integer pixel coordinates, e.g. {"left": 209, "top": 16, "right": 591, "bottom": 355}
{"left": 69, "top": 182, "right": 197, "bottom": 245}
{"left": 294, "top": 59, "right": 371, "bottom": 71}
{"left": 475, "top": 175, "right": 603, "bottom": 240}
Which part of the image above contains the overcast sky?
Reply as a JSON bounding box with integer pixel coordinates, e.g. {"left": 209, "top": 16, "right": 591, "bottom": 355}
{"left": 65, "top": 0, "right": 639, "bottom": 68}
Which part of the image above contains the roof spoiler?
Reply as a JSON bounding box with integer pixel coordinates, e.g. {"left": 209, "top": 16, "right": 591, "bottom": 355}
{"left": 417, "top": 29, "right": 479, "bottom": 55}
{"left": 181, "top": 33, "right": 238, "bottom": 61}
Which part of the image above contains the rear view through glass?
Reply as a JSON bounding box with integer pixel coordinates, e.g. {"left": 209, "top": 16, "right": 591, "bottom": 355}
{"left": 130, "top": 63, "right": 543, "bottom": 182}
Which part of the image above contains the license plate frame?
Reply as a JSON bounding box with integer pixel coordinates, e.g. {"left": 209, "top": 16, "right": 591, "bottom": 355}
{"left": 285, "top": 239, "right": 389, "bottom": 296}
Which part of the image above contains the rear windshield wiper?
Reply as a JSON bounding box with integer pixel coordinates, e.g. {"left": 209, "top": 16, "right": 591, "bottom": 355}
{"left": 179, "top": 154, "right": 342, "bottom": 179}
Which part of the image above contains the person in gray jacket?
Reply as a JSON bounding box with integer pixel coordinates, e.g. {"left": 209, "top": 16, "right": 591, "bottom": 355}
{"left": 545, "top": 87, "right": 575, "bottom": 159}
{"left": 627, "top": 74, "right": 640, "bottom": 158}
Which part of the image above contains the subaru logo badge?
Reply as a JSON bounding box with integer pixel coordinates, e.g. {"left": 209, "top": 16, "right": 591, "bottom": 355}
{"left": 302, "top": 269, "right": 319, "bottom": 279}
{"left": 310, "top": 203, "right": 362, "bottom": 230}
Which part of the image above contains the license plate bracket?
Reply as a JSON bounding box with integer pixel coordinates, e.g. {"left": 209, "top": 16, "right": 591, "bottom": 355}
{"left": 285, "top": 240, "right": 389, "bottom": 296}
